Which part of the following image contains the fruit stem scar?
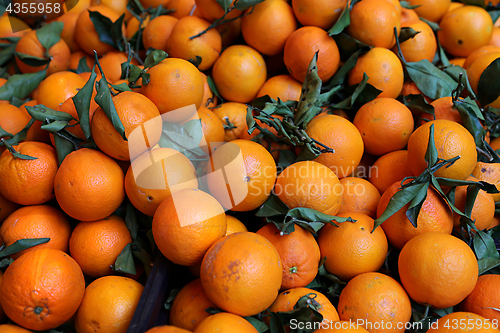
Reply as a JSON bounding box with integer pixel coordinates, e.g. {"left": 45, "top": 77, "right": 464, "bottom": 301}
{"left": 34, "top": 306, "right": 43, "bottom": 315}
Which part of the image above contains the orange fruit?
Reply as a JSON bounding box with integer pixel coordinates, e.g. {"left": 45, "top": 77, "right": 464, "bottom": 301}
{"left": 338, "top": 177, "right": 381, "bottom": 218}
{"left": 241, "top": 0, "right": 297, "bottom": 56}
{"left": 225, "top": 215, "right": 248, "bottom": 235}
{"left": 0, "top": 104, "right": 31, "bottom": 155}
{"left": 206, "top": 139, "right": 277, "bottom": 212}
{"left": 35, "top": 70, "right": 86, "bottom": 110}
{"left": 376, "top": 181, "right": 454, "bottom": 249}
{"left": 195, "top": 0, "right": 242, "bottom": 22}
{"left": 348, "top": 47, "right": 404, "bottom": 99}
{"left": 74, "top": 276, "right": 144, "bottom": 333}
{"left": 284, "top": 26, "right": 340, "bottom": 83}
{"left": 166, "top": 15, "right": 222, "bottom": 71}
{"left": 398, "top": 232, "right": 478, "bottom": 308}
{"left": 0, "top": 205, "right": 71, "bottom": 259}
{"left": 212, "top": 102, "right": 248, "bottom": 141}
{"left": 165, "top": 0, "right": 195, "bottom": 19}
{"left": 169, "top": 278, "right": 216, "bottom": 331}
{"left": 200, "top": 232, "right": 282, "bottom": 317}
{"left": 97, "top": 51, "right": 129, "bottom": 83}
{"left": 54, "top": 148, "right": 125, "bottom": 221}
{"left": 292, "top": 0, "right": 346, "bottom": 30}
{"left": 145, "top": 326, "right": 192, "bottom": 333}
{"left": 141, "top": 57, "right": 204, "bottom": 116}
{"left": 0, "top": 141, "right": 58, "bottom": 206}
{"left": 75, "top": 5, "right": 122, "bottom": 56}
{"left": 125, "top": 15, "right": 148, "bottom": 39}
{"left": 438, "top": 6, "right": 494, "bottom": 57}
{"left": 69, "top": 215, "right": 132, "bottom": 278}
{"left": 427, "top": 312, "right": 499, "bottom": 333}
{"left": 215, "top": 17, "right": 242, "bottom": 46}
{"left": 401, "top": 80, "right": 432, "bottom": 103}
{"left": 256, "top": 74, "right": 302, "bottom": 102}
{"left": 490, "top": 136, "right": 500, "bottom": 151}
{"left": 472, "top": 162, "right": 500, "bottom": 202}
{"left": 0, "top": 13, "right": 30, "bottom": 39}
{"left": 15, "top": 29, "right": 70, "bottom": 75}
{"left": 20, "top": 100, "right": 50, "bottom": 145}
{"left": 463, "top": 45, "right": 500, "bottom": 70}
{"left": 400, "top": 7, "right": 420, "bottom": 25}
{"left": 395, "top": 19, "right": 437, "bottom": 63}
{"left": 0, "top": 192, "right": 20, "bottom": 224}
{"left": 91, "top": 91, "right": 162, "bottom": 161}
{"left": 447, "top": 1, "right": 464, "bottom": 12}
{"left": 193, "top": 312, "right": 258, "bottom": 333}
{"left": 56, "top": 12, "right": 83, "bottom": 53}
{"left": 420, "top": 96, "right": 463, "bottom": 124}
{"left": 64, "top": 0, "right": 91, "bottom": 13}
{"left": 125, "top": 147, "right": 198, "bottom": 217}
{"left": 337, "top": 272, "right": 412, "bottom": 333}
{"left": 305, "top": 115, "right": 364, "bottom": 179}
{"left": 274, "top": 160, "right": 342, "bottom": 215}
{"left": 467, "top": 52, "right": 500, "bottom": 108}
{"left": 405, "top": 0, "right": 450, "bottom": 22}
{"left": 198, "top": 106, "right": 225, "bottom": 154}
{"left": 212, "top": 45, "right": 267, "bottom": 103}
{"left": 449, "top": 57, "right": 467, "bottom": 66}
{"left": 269, "top": 287, "right": 340, "bottom": 324}
{"left": 313, "top": 321, "right": 370, "bottom": 332}
{"left": 453, "top": 176, "right": 495, "bottom": 231}
{"left": 489, "top": 27, "right": 500, "bottom": 47}
{"left": 348, "top": 0, "right": 401, "bottom": 49}
{"left": 152, "top": 188, "right": 226, "bottom": 266}
{"left": 0, "top": 324, "right": 33, "bottom": 332}
{"left": 142, "top": 15, "right": 178, "bottom": 52}
{"left": 317, "top": 212, "right": 388, "bottom": 281}
{"left": 407, "top": 119, "right": 477, "bottom": 180}
{"left": 460, "top": 274, "right": 500, "bottom": 321}
{"left": 257, "top": 223, "right": 321, "bottom": 290}
{"left": 368, "top": 150, "right": 412, "bottom": 194}
{"left": 353, "top": 98, "right": 414, "bottom": 156}
{"left": 0, "top": 248, "right": 85, "bottom": 331}
{"left": 200, "top": 72, "right": 217, "bottom": 108}
{"left": 55, "top": 96, "right": 99, "bottom": 140}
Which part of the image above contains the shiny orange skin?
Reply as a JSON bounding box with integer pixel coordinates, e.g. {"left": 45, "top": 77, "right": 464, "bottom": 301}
{"left": 200, "top": 72, "right": 218, "bottom": 109}
{"left": 256, "top": 74, "right": 302, "bottom": 102}
{"left": 97, "top": 51, "right": 129, "bottom": 83}
{"left": 460, "top": 274, "right": 500, "bottom": 321}
{"left": 142, "top": 15, "right": 178, "bottom": 52}
{"left": 212, "top": 102, "right": 248, "bottom": 141}
{"left": 198, "top": 107, "right": 225, "bottom": 154}
{"left": 467, "top": 52, "right": 500, "bottom": 108}
{"left": 338, "top": 177, "right": 381, "bottom": 218}
{"left": 420, "top": 96, "right": 463, "bottom": 124}
{"left": 152, "top": 188, "right": 227, "bottom": 266}
{"left": 193, "top": 312, "right": 258, "bottom": 333}
{"left": 427, "top": 312, "right": 500, "bottom": 333}
{"left": 337, "top": 272, "right": 412, "bottom": 333}
{"left": 257, "top": 224, "right": 321, "bottom": 290}
{"left": 36, "top": 71, "right": 87, "bottom": 110}
{"left": 368, "top": 150, "right": 412, "bottom": 194}
{"left": 0, "top": 104, "right": 31, "bottom": 155}
{"left": 69, "top": 215, "right": 132, "bottom": 278}
{"left": 225, "top": 215, "right": 248, "bottom": 235}
{"left": 0, "top": 248, "right": 85, "bottom": 331}
{"left": 145, "top": 326, "right": 192, "bottom": 333}
{"left": 405, "top": 0, "right": 450, "bottom": 22}
{"left": 195, "top": 0, "right": 242, "bottom": 22}
{"left": 165, "top": 0, "right": 195, "bottom": 19}
{"left": 200, "top": 232, "right": 282, "bottom": 317}
{"left": 0, "top": 324, "right": 34, "bottom": 332}
{"left": 396, "top": 19, "right": 437, "bottom": 63}
{"left": 463, "top": 45, "right": 500, "bottom": 70}
{"left": 0, "top": 142, "right": 58, "bottom": 206}
{"left": 0, "top": 205, "right": 71, "bottom": 259}
{"left": 56, "top": 11, "right": 82, "bottom": 52}
{"left": 292, "top": 0, "right": 346, "bottom": 30}
{"left": 398, "top": 232, "right": 478, "bottom": 309}
{"left": 472, "top": 162, "right": 500, "bottom": 203}
{"left": 54, "top": 148, "right": 125, "bottom": 221}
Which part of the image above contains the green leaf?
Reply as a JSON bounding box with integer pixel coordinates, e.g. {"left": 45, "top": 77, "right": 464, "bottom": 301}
{"left": 94, "top": 76, "right": 127, "bottom": 140}
{"left": 328, "top": 0, "right": 351, "bottom": 35}
{"left": 0, "top": 43, "right": 17, "bottom": 68}
{"left": 398, "top": 27, "right": 421, "bottom": 43}
{"left": 0, "top": 69, "right": 46, "bottom": 101}
{"left": 125, "top": 201, "right": 139, "bottom": 240}
{"left": 478, "top": 57, "right": 500, "bottom": 107}
{"left": 419, "top": 17, "right": 440, "bottom": 32}
{"left": 15, "top": 52, "right": 50, "bottom": 67}
{"left": 111, "top": 82, "right": 132, "bottom": 92}
{"left": 110, "top": 14, "right": 126, "bottom": 52}
{"left": 255, "top": 194, "right": 289, "bottom": 217}
{"left": 113, "top": 243, "right": 136, "bottom": 275}
{"left": 52, "top": 131, "right": 76, "bottom": 165}
{"left": 406, "top": 182, "right": 429, "bottom": 227}
{"left": 402, "top": 94, "right": 434, "bottom": 118}
{"left": 400, "top": 0, "right": 420, "bottom": 8}
{"left": 128, "top": 64, "right": 143, "bottom": 83}
{"left": 268, "top": 312, "right": 286, "bottom": 333}
{"left": 76, "top": 56, "right": 92, "bottom": 73}
{"left": 143, "top": 49, "right": 168, "bottom": 68}
{"left": 473, "top": 230, "right": 500, "bottom": 274}
{"left": 276, "top": 150, "right": 296, "bottom": 169}
{"left": 188, "top": 55, "right": 202, "bottom": 68}
{"left": 72, "top": 70, "right": 97, "bottom": 140}
{"left": 40, "top": 120, "right": 72, "bottom": 132}
{"left": 373, "top": 183, "right": 419, "bottom": 231}
{"left": 333, "top": 32, "right": 369, "bottom": 60}
{"left": 158, "top": 119, "right": 206, "bottom": 158}
{"left": 324, "top": 47, "right": 368, "bottom": 88}
{"left": 403, "top": 60, "right": 458, "bottom": 100}
{"left": 89, "top": 11, "right": 120, "bottom": 49}
{"left": 164, "top": 288, "right": 180, "bottom": 310}
{"left": 332, "top": 73, "right": 382, "bottom": 109}
{"left": 35, "top": 21, "right": 64, "bottom": 52}
{"left": 443, "top": 65, "right": 476, "bottom": 100}
{"left": 0, "top": 118, "right": 34, "bottom": 147}
{"left": 454, "top": 97, "right": 487, "bottom": 148}
{"left": 244, "top": 317, "right": 268, "bottom": 333}
{"left": 25, "top": 105, "right": 75, "bottom": 122}
{"left": 0, "top": 238, "right": 50, "bottom": 257}
{"left": 425, "top": 124, "right": 438, "bottom": 166}
{"left": 294, "top": 52, "right": 322, "bottom": 127}
{"left": 231, "top": 0, "right": 265, "bottom": 10}
{"left": 215, "top": 0, "right": 232, "bottom": 11}
{"left": 207, "top": 75, "right": 222, "bottom": 101}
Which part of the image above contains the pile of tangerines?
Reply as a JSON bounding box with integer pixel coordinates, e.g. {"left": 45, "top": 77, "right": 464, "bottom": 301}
{"left": 1, "top": 0, "right": 500, "bottom": 332}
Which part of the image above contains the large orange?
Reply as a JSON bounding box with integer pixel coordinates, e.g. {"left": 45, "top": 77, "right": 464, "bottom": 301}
{"left": 348, "top": 47, "right": 404, "bottom": 99}
{"left": 193, "top": 312, "right": 258, "bottom": 333}
{"left": 91, "top": 91, "right": 162, "bottom": 160}
{"left": 0, "top": 248, "right": 85, "bottom": 331}
{"left": 292, "top": 0, "right": 346, "bottom": 30}
{"left": 68, "top": 50, "right": 94, "bottom": 71}
{"left": 395, "top": 19, "right": 437, "bottom": 63}
{"left": 35, "top": 71, "right": 86, "bottom": 110}
{"left": 125, "top": 147, "right": 198, "bottom": 217}
{"left": 212, "top": 45, "right": 267, "bottom": 103}
{"left": 467, "top": 52, "right": 500, "bottom": 109}
{"left": 166, "top": 15, "right": 222, "bottom": 71}
{"left": 353, "top": 98, "right": 414, "bottom": 156}
{"left": 145, "top": 326, "right": 192, "bottom": 333}
{"left": 284, "top": 26, "right": 340, "bottom": 83}
{"left": 96, "top": 51, "right": 129, "bottom": 83}
{"left": 0, "top": 324, "right": 33, "bottom": 332}
{"left": 338, "top": 177, "right": 381, "bottom": 218}
{"left": 198, "top": 106, "right": 225, "bottom": 154}
{"left": 274, "top": 160, "right": 342, "bottom": 215}
{"left": 152, "top": 188, "right": 226, "bottom": 266}
{"left": 15, "top": 30, "right": 70, "bottom": 75}
{"left": 195, "top": 0, "right": 242, "bottom": 22}
{"left": 142, "top": 15, "right": 178, "bottom": 51}
{"left": 0, "top": 142, "right": 58, "bottom": 206}
{"left": 268, "top": 287, "right": 340, "bottom": 324}
{"left": 460, "top": 274, "right": 500, "bottom": 321}
{"left": 438, "top": 5, "right": 493, "bottom": 57}
{"left": 305, "top": 115, "right": 364, "bottom": 179}
{"left": 337, "top": 272, "right": 412, "bottom": 333}
{"left": 74, "top": 276, "right": 144, "bottom": 333}
{"left": 141, "top": 57, "right": 204, "bottom": 116}
{"left": 472, "top": 162, "right": 500, "bottom": 202}
{"left": 0, "top": 104, "right": 31, "bottom": 155}
{"left": 241, "top": 0, "right": 297, "bottom": 56}
{"left": 206, "top": 139, "right": 277, "bottom": 212}
{"left": 54, "top": 148, "right": 125, "bottom": 221}
{"left": 56, "top": 12, "right": 83, "bottom": 53}
{"left": 69, "top": 215, "right": 132, "bottom": 278}
{"left": 317, "top": 212, "right": 388, "bottom": 281}
{"left": 405, "top": 0, "right": 450, "bottom": 22}
{"left": 212, "top": 102, "right": 248, "bottom": 141}
{"left": 256, "top": 223, "right": 321, "bottom": 290}
{"left": 165, "top": 0, "right": 195, "bottom": 19}
{"left": 399, "top": 232, "right": 478, "bottom": 308}
{"left": 200, "top": 232, "right": 282, "bottom": 317}
{"left": 368, "top": 150, "right": 412, "bottom": 194}
{"left": 407, "top": 119, "right": 477, "bottom": 180}
{"left": 0, "top": 205, "right": 71, "bottom": 259}
{"left": 256, "top": 74, "right": 302, "bottom": 102}
{"left": 225, "top": 215, "right": 248, "bottom": 235}
{"left": 427, "top": 312, "right": 499, "bottom": 333}
{"left": 376, "top": 181, "right": 453, "bottom": 249}
{"left": 169, "top": 278, "right": 216, "bottom": 331}
{"left": 348, "top": 0, "right": 401, "bottom": 49}
{"left": 463, "top": 45, "right": 500, "bottom": 70}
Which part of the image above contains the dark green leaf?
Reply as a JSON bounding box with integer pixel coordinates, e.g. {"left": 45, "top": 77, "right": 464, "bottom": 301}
{"left": 478, "top": 57, "right": 500, "bottom": 107}
{"left": 268, "top": 312, "right": 286, "bottom": 333}
{"left": 473, "top": 230, "right": 500, "bottom": 274}
{"left": 403, "top": 60, "right": 458, "bottom": 100}
{"left": 89, "top": 11, "right": 119, "bottom": 48}
{"left": 400, "top": 1, "right": 420, "bottom": 9}
{"left": 373, "top": 183, "right": 420, "bottom": 231}
{"left": 143, "top": 49, "right": 167, "bottom": 69}
{"left": 52, "top": 131, "right": 76, "bottom": 165}
{"left": 215, "top": 0, "right": 232, "bottom": 11}
{"left": 113, "top": 243, "right": 136, "bottom": 275}
{"left": 324, "top": 47, "right": 368, "bottom": 89}
{"left": 125, "top": 201, "right": 139, "bottom": 240}
{"left": 464, "top": 183, "right": 481, "bottom": 219}
{"left": 406, "top": 182, "right": 429, "bottom": 227}
{"left": 425, "top": 124, "right": 438, "bottom": 166}
{"left": 255, "top": 194, "right": 289, "bottom": 217}
{"left": 159, "top": 119, "right": 206, "bottom": 158}
{"left": 398, "top": 27, "right": 421, "bottom": 43}
{"left": 72, "top": 70, "right": 97, "bottom": 140}
{"left": 295, "top": 52, "right": 322, "bottom": 127}
{"left": 164, "top": 288, "right": 180, "bottom": 310}
{"left": 402, "top": 94, "right": 434, "bottom": 117}
{"left": 25, "top": 105, "right": 75, "bottom": 122}
{"left": 188, "top": 55, "right": 202, "bottom": 68}
{"left": 332, "top": 73, "right": 381, "bottom": 109}
{"left": 276, "top": 150, "right": 296, "bottom": 169}
{"left": 40, "top": 120, "right": 71, "bottom": 132}
{"left": 0, "top": 118, "right": 34, "bottom": 146}
{"left": 110, "top": 82, "right": 132, "bottom": 92}
{"left": 328, "top": 0, "right": 351, "bottom": 35}
{"left": 110, "top": 14, "right": 126, "bottom": 52}
{"left": 0, "top": 69, "right": 46, "bottom": 101}
{"left": 454, "top": 97, "right": 487, "bottom": 148}
{"left": 244, "top": 317, "right": 268, "bottom": 333}
{"left": 95, "top": 76, "right": 127, "bottom": 140}
{"left": 443, "top": 65, "right": 476, "bottom": 100}
{"left": 76, "top": 56, "right": 92, "bottom": 73}
{"left": 0, "top": 43, "right": 17, "bottom": 68}
{"left": 207, "top": 75, "right": 222, "bottom": 101}
{"left": 36, "top": 21, "right": 64, "bottom": 52}
{"left": 333, "top": 32, "right": 369, "bottom": 60}
{"left": 15, "top": 52, "right": 50, "bottom": 67}
{"left": 128, "top": 64, "right": 143, "bottom": 83}
{"left": 131, "top": 240, "right": 153, "bottom": 277}
{"left": 0, "top": 238, "right": 49, "bottom": 257}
